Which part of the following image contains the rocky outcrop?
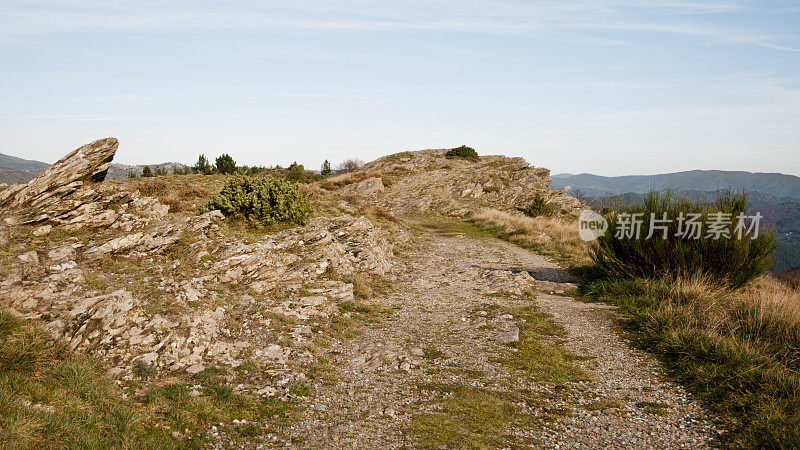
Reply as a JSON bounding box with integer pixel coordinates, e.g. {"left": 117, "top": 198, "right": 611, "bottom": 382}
{"left": 0, "top": 138, "right": 120, "bottom": 224}
{"left": 0, "top": 138, "right": 402, "bottom": 398}
{"left": 0, "top": 139, "right": 173, "bottom": 230}
{"left": 322, "top": 149, "right": 583, "bottom": 217}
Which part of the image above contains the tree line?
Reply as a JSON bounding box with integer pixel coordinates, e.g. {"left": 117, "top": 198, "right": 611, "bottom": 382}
{"left": 128, "top": 154, "right": 364, "bottom": 180}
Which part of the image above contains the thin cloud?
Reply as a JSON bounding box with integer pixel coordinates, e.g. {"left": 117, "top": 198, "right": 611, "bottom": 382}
{"left": 0, "top": 114, "right": 146, "bottom": 120}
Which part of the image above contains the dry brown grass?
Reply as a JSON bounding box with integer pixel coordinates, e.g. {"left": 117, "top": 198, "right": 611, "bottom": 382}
{"left": 772, "top": 267, "right": 800, "bottom": 290}
{"left": 315, "top": 171, "right": 392, "bottom": 191}
{"left": 107, "top": 174, "right": 225, "bottom": 213}
{"left": 583, "top": 274, "right": 800, "bottom": 446}
{"left": 470, "top": 208, "right": 590, "bottom": 266}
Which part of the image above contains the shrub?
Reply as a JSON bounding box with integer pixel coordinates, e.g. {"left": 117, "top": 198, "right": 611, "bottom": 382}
{"left": 136, "top": 179, "right": 168, "bottom": 197}
{"left": 445, "top": 145, "right": 478, "bottom": 159}
{"left": 215, "top": 154, "right": 236, "bottom": 174}
{"left": 522, "top": 193, "right": 553, "bottom": 217}
{"left": 161, "top": 196, "right": 182, "bottom": 213}
{"left": 335, "top": 158, "right": 363, "bottom": 174}
{"left": 286, "top": 162, "right": 307, "bottom": 183}
{"left": 204, "top": 175, "right": 312, "bottom": 228}
{"left": 590, "top": 191, "right": 776, "bottom": 288}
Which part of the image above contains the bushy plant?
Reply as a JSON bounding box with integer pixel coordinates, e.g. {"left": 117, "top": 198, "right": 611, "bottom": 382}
{"left": 215, "top": 154, "right": 236, "bottom": 174}
{"left": 590, "top": 191, "right": 775, "bottom": 288}
{"left": 335, "top": 158, "right": 363, "bottom": 174}
{"left": 445, "top": 145, "right": 478, "bottom": 159}
{"left": 522, "top": 193, "right": 553, "bottom": 217}
{"left": 286, "top": 162, "right": 307, "bottom": 182}
{"left": 205, "top": 175, "right": 312, "bottom": 228}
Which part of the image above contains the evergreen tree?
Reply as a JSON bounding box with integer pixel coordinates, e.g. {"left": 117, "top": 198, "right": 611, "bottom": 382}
{"left": 321, "top": 159, "right": 332, "bottom": 177}
{"left": 141, "top": 165, "right": 153, "bottom": 177}
{"left": 215, "top": 154, "right": 237, "bottom": 174}
{"left": 194, "top": 154, "right": 213, "bottom": 175}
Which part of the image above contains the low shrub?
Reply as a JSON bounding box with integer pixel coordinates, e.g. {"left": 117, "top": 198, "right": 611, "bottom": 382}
{"left": 445, "top": 145, "right": 478, "bottom": 159}
{"left": 591, "top": 191, "right": 775, "bottom": 288}
{"left": 205, "top": 175, "right": 312, "bottom": 228}
{"left": 136, "top": 179, "right": 168, "bottom": 197}
{"left": 522, "top": 193, "right": 553, "bottom": 217}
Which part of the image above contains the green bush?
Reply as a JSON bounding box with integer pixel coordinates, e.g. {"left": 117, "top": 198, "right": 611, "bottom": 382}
{"left": 590, "top": 191, "right": 775, "bottom": 288}
{"left": 522, "top": 193, "right": 553, "bottom": 217}
{"left": 215, "top": 154, "right": 237, "bottom": 174}
{"left": 205, "top": 175, "right": 312, "bottom": 228}
{"left": 445, "top": 145, "right": 478, "bottom": 159}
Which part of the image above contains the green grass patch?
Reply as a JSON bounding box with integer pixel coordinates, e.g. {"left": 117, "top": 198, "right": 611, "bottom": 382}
{"left": 422, "top": 346, "right": 445, "bottom": 360}
{"left": 410, "top": 384, "right": 536, "bottom": 448}
{"left": 635, "top": 401, "right": 671, "bottom": 416}
{"left": 500, "top": 306, "right": 591, "bottom": 383}
{"left": 0, "top": 310, "right": 177, "bottom": 447}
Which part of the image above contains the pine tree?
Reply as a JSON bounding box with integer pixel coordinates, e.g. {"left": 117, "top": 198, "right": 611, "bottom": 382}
{"left": 194, "top": 154, "right": 212, "bottom": 175}
{"left": 321, "top": 159, "right": 332, "bottom": 177}
{"left": 215, "top": 154, "right": 237, "bottom": 174}
{"left": 141, "top": 165, "right": 153, "bottom": 177}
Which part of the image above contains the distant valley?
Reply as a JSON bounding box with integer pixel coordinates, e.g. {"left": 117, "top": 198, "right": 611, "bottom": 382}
{"left": 550, "top": 170, "right": 800, "bottom": 201}
{"left": 552, "top": 170, "right": 800, "bottom": 272}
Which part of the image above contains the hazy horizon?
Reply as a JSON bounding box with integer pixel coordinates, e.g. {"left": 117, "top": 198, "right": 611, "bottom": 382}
{"left": 1, "top": 1, "right": 799, "bottom": 176}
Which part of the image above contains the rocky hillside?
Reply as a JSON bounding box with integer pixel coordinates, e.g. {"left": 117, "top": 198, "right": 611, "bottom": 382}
{"left": 0, "top": 139, "right": 407, "bottom": 433}
{"left": 0, "top": 140, "right": 593, "bottom": 445}
{"left": 317, "top": 149, "right": 583, "bottom": 217}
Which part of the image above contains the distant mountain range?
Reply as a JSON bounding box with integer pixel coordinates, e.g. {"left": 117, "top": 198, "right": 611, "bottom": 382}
{"left": 551, "top": 170, "right": 800, "bottom": 201}
{"left": 0, "top": 153, "right": 50, "bottom": 172}
{"left": 0, "top": 153, "right": 188, "bottom": 184}
{"left": 557, "top": 171, "right": 800, "bottom": 272}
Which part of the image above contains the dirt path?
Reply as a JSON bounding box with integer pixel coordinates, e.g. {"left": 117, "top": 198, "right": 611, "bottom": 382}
{"left": 286, "top": 221, "right": 719, "bottom": 448}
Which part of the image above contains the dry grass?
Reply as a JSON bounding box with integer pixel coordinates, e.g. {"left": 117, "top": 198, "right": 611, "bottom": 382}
{"left": 107, "top": 174, "right": 224, "bottom": 214}
{"left": 581, "top": 275, "right": 800, "bottom": 447}
{"left": 470, "top": 208, "right": 590, "bottom": 266}
{"left": 314, "top": 171, "right": 391, "bottom": 191}
{"left": 772, "top": 267, "right": 800, "bottom": 290}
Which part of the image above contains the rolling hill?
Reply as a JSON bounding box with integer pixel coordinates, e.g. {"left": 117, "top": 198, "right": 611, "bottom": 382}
{"left": 551, "top": 170, "right": 800, "bottom": 201}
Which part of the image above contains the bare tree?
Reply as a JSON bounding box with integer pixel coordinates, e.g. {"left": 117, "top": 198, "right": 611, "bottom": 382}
{"left": 335, "top": 158, "right": 364, "bottom": 174}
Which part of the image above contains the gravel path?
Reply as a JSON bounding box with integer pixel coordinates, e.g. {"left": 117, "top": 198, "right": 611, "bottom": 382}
{"left": 285, "top": 221, "right": 719, "bottom": 448}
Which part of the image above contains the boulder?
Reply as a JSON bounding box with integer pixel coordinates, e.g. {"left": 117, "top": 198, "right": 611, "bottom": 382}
{"left": 0, "top": 138, "right": 118, "bottom": 223}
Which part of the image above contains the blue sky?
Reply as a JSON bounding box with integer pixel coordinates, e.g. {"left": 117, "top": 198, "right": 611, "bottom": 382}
{"left": 1, "top": 1, "right": 799, "bottom": 176}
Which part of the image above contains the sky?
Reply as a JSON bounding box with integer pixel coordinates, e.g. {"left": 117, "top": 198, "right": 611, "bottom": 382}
{"left": 1, "top": 1, "right": 799, "bottom": 176}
